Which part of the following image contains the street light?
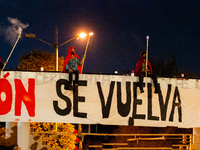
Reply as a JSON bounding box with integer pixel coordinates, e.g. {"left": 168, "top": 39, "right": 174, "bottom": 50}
{"left": 25, "top": 33, "right": 53, "bottom": 46}
{"left": 58, "top": 33, "right": 86, "bottom": 47}
{"left": 25, "top": 28, "right": 87, "bottom": 71}
{"left": 81, "top": 32, "right": 93, "bottom": 73}
{"left": 78, "top": 33, "right": 87, "bottom": 39}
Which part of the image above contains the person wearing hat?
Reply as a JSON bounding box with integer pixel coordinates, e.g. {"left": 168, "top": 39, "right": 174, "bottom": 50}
{"left": 135, "top": 51, "right": 159, "bottom": 93}
{"left": 62, "top": 46, "right": 86, "bottom": 90}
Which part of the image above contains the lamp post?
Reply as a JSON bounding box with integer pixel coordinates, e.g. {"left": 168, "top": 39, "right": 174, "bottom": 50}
{"left": 25, "top": 27, "right": 86, "bottom": 71}
{"left": 81, "top": 32, "right": 93, "bottom": 73}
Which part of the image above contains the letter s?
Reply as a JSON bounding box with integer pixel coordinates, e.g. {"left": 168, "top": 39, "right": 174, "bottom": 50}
{"left": 53, "top": 79, "right": 72, "bottom": 116}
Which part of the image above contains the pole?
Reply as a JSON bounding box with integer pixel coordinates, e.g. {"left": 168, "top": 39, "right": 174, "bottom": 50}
{"left": 2, "top": 34, "right": 21, "bottom": 71}
{"left": 55, "top": 27, "right": 59, "bottom": 71}
{"left": 193, "top": 128, "right": 200, "bottom": 150}
{"left": 6, "top": 122, "right": 17, "bottom": 140}
{"left": 145, "top": 35, "right": 149, "bottom": 77}
{"left": 81, "top": 35, "right": 91, "bottom": 73}
{"left": 17, "top": 122, "right": 30, "bottom": 150}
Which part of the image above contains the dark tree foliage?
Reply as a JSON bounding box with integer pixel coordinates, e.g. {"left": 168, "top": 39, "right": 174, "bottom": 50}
{"left": 165, "top": 54, "right": 178, "bottom": 77}
{"left": 17, "top": 49, "right": 64, "bottom": 72}
{"left": 151, "top": 54, "right": 198, "bottom": 78}
{"left": 151, "top": 54, "right": 178, "bottom": 78}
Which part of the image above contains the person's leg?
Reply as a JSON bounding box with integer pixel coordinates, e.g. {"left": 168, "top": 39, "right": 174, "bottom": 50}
{"left": 68, "top": 74, "right": 73, "bottom": 85}
{"left": 66, "top": 69, "right": 73, "bottom": 90}
{"left": 148, "top": 74, "right": 159, "bottom": 93}
{"left": 138, "top": 72, "right": 145, "bottom": 93}
{"left": 73, "top": 70, "right": 79, "bottom": 86}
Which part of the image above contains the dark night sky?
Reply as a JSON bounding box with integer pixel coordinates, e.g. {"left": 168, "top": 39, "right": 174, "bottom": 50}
{"left": 0, "top": 0, "right": 200, "bottom": 77}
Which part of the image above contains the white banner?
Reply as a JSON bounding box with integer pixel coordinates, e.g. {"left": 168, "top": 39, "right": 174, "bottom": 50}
{"left": 0, "top": 71, "right": 200, "bottom": 128}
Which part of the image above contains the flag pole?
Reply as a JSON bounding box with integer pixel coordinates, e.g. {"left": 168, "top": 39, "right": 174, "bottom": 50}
{"left": 146, "top": 35, "right": 149, "bottom": 77}
{"left": 81, "top": 36, "right": 90, "bottom": 74}
{"left": 2, "top": 34, "right": 21, "bottom": 71}
{"left": 81, "top": 33, "right": 93, "bottom": 73}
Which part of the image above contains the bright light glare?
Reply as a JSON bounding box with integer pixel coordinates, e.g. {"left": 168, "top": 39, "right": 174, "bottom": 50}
{"left": 79, "top": 33, "right": 87, "bottom": 38}
{"left": 89, "top": 32, "right": 93, "bottom": 36}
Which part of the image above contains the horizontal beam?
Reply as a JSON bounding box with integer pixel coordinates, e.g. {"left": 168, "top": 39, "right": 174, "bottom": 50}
{"left": 117, "top": 147, "right": 172, "bottom": 150}
{"left": 82, "top": 133, "right": 192, "bottom": 136}
{"left": 103, "top": 143, "right": 128, "bottom": 145}
{"left": 127, "top": 137, "right": 165, "bottom": 141}
{"left": 172, "top": 144, "right": 190, "bottom": 146}
{"left": 89, "top": 145, "right": 102, "bottom": 147}
{"left": 30, "top": 132, "right": 74, "bottom": 134}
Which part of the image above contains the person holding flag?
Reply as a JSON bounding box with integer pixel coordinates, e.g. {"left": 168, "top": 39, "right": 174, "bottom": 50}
{"left": 62, "top": 46, "right": 86, "bottom": 90}
{"left": 135, "top": 51, "right": 159, "bottom": 93}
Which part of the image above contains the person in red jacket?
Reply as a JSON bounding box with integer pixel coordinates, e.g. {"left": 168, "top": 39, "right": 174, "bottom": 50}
{"left": 62, "top": 46, "right": 85, "bottom": 90}
{"left": 0, "top": 57, "right": 4, "bottom": 70}
{"left": 135, "top": 51, "right": 159, "bottom": 93}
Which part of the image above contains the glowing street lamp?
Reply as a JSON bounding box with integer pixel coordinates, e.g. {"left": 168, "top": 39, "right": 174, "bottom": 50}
{"left": 78, "top": 33, "right": 87, "bottom": 39}
{"left": 58, "top": 32, "right": 86, "bottom": 47}
{"left": 25, "top": 28, "right": 87, "bottom": 71}
{"left": 89, "top": 32, "right": 94, "bottom": 36}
